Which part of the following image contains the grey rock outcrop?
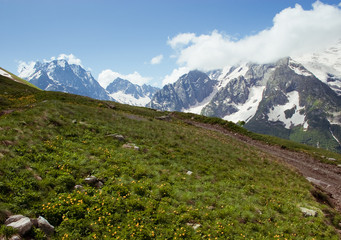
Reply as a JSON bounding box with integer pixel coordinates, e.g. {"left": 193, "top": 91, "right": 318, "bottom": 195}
{"left": 148, "top": 70, "right": 217, "bottom": 111}
{"left": 74, "top": 184, "right": 83, "bottom": 190}
{"left": 9, "top": 235, "right": 21, "bottom": 240}
{"left": 4, "top": 215, "right": 55, "bottom": 238}
{"left": 84, "top": 176, "right": 103, "bottom": 188}
{"left": 37, "top": 216, "right": 54, "bottom": 236}
{"left": 5, "top": 216, "right": 32, "bottom": 235}
{"left": 122, "top": 143, "right": 140, "bottom": 151}
{"left": 4, "top": 215, "right": 26, "bottom": 225}
{"left": 107, "top": 134, "right": 125, "bottom": 142}
{"left": 84, "top": 176, "right": 99, "bottom": 185}
{"left": 299, "top": 207, "right": 318, "bottom": 217}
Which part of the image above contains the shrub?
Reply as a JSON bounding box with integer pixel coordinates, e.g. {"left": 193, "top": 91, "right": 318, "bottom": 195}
{"left": 54, "top": 175, "right": 76, "bottom": 193}
{"left": 0, "top": 225, "right": 18, "bottom": 239}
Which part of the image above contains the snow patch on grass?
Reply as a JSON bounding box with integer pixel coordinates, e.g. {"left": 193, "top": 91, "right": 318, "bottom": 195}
{"left": 0, "top": 69, "right": 13, "bottom": 79}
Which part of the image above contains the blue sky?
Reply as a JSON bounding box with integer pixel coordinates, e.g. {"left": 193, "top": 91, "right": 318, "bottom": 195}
{"left": 1, "top": 0, "right": 341, "bottom": 87}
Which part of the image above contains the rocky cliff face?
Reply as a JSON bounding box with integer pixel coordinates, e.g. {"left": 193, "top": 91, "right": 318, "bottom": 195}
{"left": 147, "top": 70, "right": 217, "bottom": 111}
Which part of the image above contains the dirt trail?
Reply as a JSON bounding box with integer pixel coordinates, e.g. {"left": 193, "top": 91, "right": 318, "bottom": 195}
{"left": 186, "top": 120, "right": 341, "bottom": 213}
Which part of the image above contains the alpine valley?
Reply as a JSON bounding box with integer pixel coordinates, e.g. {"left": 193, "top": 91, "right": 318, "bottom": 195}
{"left": 148, "top": 41, "right": 341, "bottom": 153}
{"left": 16, "top": 41, "right": 341, "bottom": 153}
{"left": 1, "top": 64, "right": 341, "bottom": 239}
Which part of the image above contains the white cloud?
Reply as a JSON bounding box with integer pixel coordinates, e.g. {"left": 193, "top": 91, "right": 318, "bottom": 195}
{"left": 168, "top": 33, "right": 196, "bottom": 49}
{"left": 98, "top": 69, "right": 152, "bottom": 88}
{"left": 150, "top": 54, "right": 164, "bottom": 65}
{"left": 162, "top": 67, "right": 190, "bottom": 86}
{"left": 169, "top": 1, "right": 341, "bottom": 71}
{"left": 45, "top": 54, "right": 83, "bottom": 66}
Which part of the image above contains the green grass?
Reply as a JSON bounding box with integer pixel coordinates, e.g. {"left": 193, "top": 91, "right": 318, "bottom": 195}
{"left": 0, "top": 77, "right": 340, "bottom": 239}
{"left": 174, "top": 112, "right": 341, "bottom": 165}
{"left": 0, "top": 68, "right": 41, "bottom": 90}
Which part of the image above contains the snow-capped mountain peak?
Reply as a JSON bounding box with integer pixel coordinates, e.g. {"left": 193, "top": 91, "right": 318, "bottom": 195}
{"left": 106, "top": 77, "right": 159, "bottom": 107}
{"left": 18, "top": 59, "right": 111, "bottom": 100}
{"left": 293, "top": 40, "right": 341, "bottom": 95}
{"left": 18, "top": 58, "right": 160, "bottom": 106}
{"left": 18, "top": 61, "right": 37, "bottom": 80}
{"left": 148, "top": 44, "right": 341, "bottom": 152}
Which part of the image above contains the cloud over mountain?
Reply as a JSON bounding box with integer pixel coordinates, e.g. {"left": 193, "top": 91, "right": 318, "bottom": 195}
{"left": 50, "top": 54, "right": 83, "bottom": 66}
{"left": 168, "top": 1, "right": 341, "bottom": 71}
{"left": 161, "top": 67, "right": 190, "bottom": 86}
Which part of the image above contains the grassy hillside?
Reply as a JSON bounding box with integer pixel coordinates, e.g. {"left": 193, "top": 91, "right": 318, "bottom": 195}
{"left": 0, "top": 75, "right": 340, "bottom": 239}
{"left": 0, "top": 67, "right": 41, "bottom": 90}
{"left": 175, "top": 112, "right": 341, "bottom": 165}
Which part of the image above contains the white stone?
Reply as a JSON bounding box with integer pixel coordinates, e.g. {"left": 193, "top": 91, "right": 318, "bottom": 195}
{"left": 5, "top": 215, "right": 25, "bottom": 225}
{"left": 6, "top": 217, "right": 33, "bottom": 235}
{"left": 300, "top": 207, "right": 318, "bottom": 217}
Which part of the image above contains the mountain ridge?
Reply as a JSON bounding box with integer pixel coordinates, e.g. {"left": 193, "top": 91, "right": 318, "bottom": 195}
{"left": 19, "top": 59, "right": 111, "bottom": 100}
{"left": 18, "top": 60, "right": 159, "bottom": 106}
{"left": 148, "top": 52, "right": 341, "bottom": 152}
{"left": 106, "top": 77, "right": 159, "bottom": 107}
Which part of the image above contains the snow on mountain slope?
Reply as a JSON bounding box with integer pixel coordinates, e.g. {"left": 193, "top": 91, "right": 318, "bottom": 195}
{"left": 327, "top": 111, "right": 341, "bottom": 125}
{"left": 105, "top": 78, "right": 159, "bottom": 107}
{"left": 18, "top": 61, "right": 36, "bottom": 80}
{"left": 183, "top": 86, "right": 218, "bottom": 114}
{"left": 18, "top": 59, "right": 111, "bottom": 100}
{"left": 267, "top": 91, "right": 306, "bottom": 129}
{"left": 217, "top": 64, "right": 249, "bottom": 89}
{"left": 223, "top": 86, "right": 265, "bottom": 123}
{"left": 108, "top": 91, "right": 151, "bottom": 107}
{"left": 293, "top": 40, "right": 341, "bottom": 95}
{"left": 288, "top": 59, "right": 313, "bottom": 77}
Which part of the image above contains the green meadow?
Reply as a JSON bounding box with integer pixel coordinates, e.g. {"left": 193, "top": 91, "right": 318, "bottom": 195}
{"left": 0, "top": 75, "right": 340, "bottom": 239}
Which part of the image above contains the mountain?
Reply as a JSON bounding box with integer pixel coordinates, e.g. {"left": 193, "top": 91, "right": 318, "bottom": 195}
{"left": 147, "top": 70, "right": 217, "bottom": 111}
{"left": 18, "top": 59, "right": 111, "bottom": 100}
{"left": 293, "top": 40, "right": 341, "bottom": 95}
{"left": 18, "top": 59, "right": 160, "bottom": 106}
{"left": 245, "top": 58, "right": 341, "bottom": 152}
{"left": 148, "top": 42, "right": 341, "bottom": 152}
{"left": 106, "top": 78, "right": 159, "bottom": 107}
